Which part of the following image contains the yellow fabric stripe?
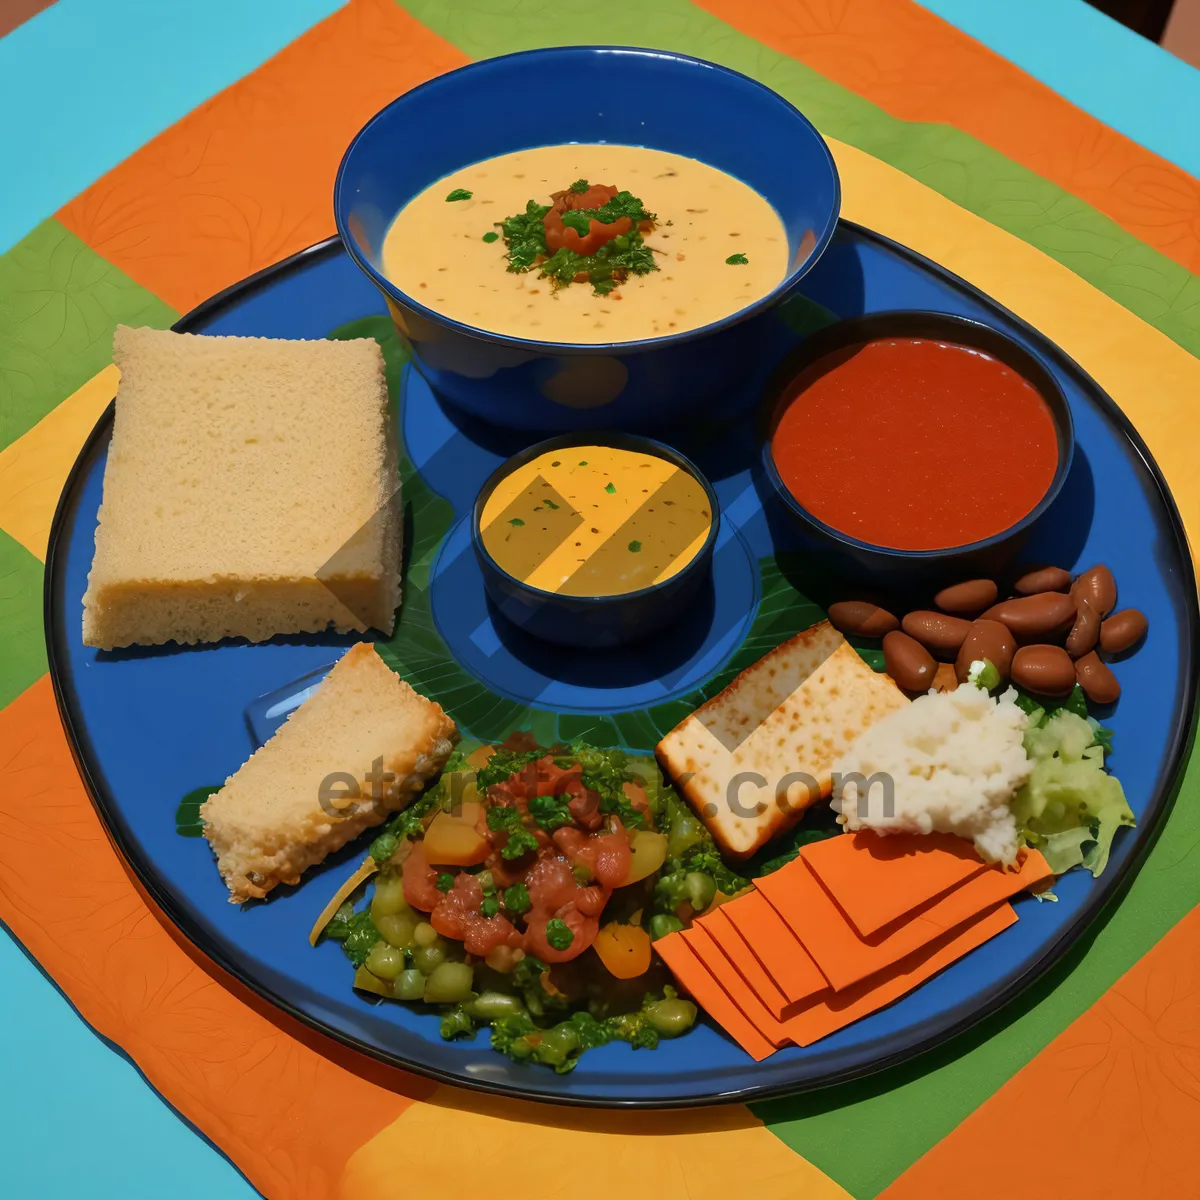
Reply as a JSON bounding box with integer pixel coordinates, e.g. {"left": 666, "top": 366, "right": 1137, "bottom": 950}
{"left": 337, "top": 1083, "right": 852, "bottom": 1199}
{"left": 0, "top": 365, "right": 117, "bottom": 561}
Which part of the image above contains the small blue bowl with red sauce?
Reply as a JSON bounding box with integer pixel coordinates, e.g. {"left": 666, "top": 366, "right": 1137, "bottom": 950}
{"left": 761, "top": 312, "right": 1074, "bottom": 591}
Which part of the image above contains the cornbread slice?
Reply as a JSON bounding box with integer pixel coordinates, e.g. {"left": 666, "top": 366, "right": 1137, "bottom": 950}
{"left": 82, "top": 326, "right": 402, "bottom": 649}
{"left": 656, "top": 621, "right": 909, "bottom": 859}
{"left": 201, "top": 643, "right": 456, "bottom": 902}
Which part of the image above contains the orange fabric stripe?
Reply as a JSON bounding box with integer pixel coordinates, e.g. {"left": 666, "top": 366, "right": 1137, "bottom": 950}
{"left": 695, "top": 0, "right": 1200, "bottom": 274}
{"left": 0, "top": 677, "right": 435, "bottom": 1200}
{"left": 881, "top": 903, "right": 1200, "bottom": 1199}
{"left": 56, "top": 0, "right": 468, "bottom": 311}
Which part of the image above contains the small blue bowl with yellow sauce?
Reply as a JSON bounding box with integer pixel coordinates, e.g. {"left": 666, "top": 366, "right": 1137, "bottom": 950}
{"left": 472, "top": 432, "right": 720, "bottom": 647}
{"left": 334, "top": 45, "right": 840, "bottom": 432}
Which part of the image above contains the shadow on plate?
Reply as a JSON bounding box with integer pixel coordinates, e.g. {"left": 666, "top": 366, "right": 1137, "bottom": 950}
{"left": 481, "top": 576, "right": 720, "bottom": 691}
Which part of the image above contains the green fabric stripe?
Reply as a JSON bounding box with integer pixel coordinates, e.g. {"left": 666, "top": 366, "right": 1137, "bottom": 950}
{"left": 392, "top": 2, "right": 1200, "bottom": 1194}
{"left": 0, "top": 220, "right": 178, "bottom": 452}
{"left": 396, "top": 0, "right": 1200, "bottom": 362}
{"left": 0, "top": 528, "right": 47, "bottom": 709}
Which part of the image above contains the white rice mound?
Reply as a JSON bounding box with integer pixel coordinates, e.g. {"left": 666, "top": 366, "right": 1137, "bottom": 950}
{"left": 830, "top": 685, "right": 1031, "bottom": 865}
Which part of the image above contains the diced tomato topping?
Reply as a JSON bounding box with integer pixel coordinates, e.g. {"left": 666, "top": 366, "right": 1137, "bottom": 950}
{"left": 463, "top": 914, "right": 521, "bottom": 957}
{"left": 552, "top": 823, "right": 630, "bottom": 888}
{"left": 401, "top": 843, "right": 443, "bottom": 912}
{"left": 543, "top": 184, "right": 631, "bottom": 257}
{"left": 429, "top": 872, "right": 482, "bottom": 939}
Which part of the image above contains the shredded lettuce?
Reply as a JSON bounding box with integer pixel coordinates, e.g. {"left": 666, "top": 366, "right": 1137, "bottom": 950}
{"left": 1013, "top": 705, "right": 1133, "bottom": 878}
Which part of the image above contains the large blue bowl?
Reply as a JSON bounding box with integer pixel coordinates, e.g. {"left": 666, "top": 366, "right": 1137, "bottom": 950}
{"left": 334, "top": 45, "right": 840, "bottom": 432}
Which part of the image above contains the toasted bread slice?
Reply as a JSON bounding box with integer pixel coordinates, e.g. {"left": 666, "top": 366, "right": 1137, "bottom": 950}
{"left": 201, "top": 644, "right": 456, "bottom": 902}
{"left": 656, "top": 621, "right": 908, "bottom": 859}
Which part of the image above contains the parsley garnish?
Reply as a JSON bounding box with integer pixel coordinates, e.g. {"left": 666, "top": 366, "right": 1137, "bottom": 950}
{"left": 499, "top": 184, "right": 659, "bottom": 295}
{"left": 502, "top": 827, "right": 539, "bottom": 860}
{"left": 509, "top": 517, "right": 525, "bottom": 527}
{"left": 628, "top": 540, "right": 642, "bottom": 553}
{"left": 725, "top": 253, "right": 748, "bottom": 265}
{"left": 542, "top": 498, "right": 559, "bottom": 509}
{"left": 482, "top": 231, "right": 499, "bottom": 243}
{"left": 604, "top": 482, "right": 616, "bottom": 494}
{"left": 436, "top": 873, "right": 454, "bottom": 892}
{"left": 446, "top": 188, "right": 473, "bottom": 201}
{"left": 528, "top": 793, "right": 573, "bottom": 832}
{"left": 480, "top": 895, "right": 499, "bottom": 918}
{"left": 503, "top": 883, "right": 531, "bottom": 914}
{"left": 545, "top": 918, "right": 574, "bottom": 951}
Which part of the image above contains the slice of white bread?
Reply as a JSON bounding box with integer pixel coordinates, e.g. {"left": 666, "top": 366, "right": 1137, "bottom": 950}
{"left": 656, "top": 621, "right": 909, "bottom": 859}
{"left": 201, "top": 643, "right": 456, "bottom": 902}
{"left": 82, "top": 326, "right": 402, "bottom": 649}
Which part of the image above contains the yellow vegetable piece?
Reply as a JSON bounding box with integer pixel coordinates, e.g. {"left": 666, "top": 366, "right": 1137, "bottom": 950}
{"left": 594, "top": 922, "right": 653, "bottom": 979}
{"left": 308, "top": 855, "right": 378, "bottom": 947}
{"left": 353, "top": 964, "right": 393, "bottom": 998}
{"left": 466, "top": 745, "right": 496, "bottom": 769}
{"left": 424, "top": 800, "right": 490, "bottom": 866}
{"left": 623, "top": 829, "right": 668, "bottom": 885}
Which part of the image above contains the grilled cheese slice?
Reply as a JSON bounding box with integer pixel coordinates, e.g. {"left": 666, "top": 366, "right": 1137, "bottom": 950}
{"left": 656, "top": 621, "right": 909, "bottom": 859}
{"left": 201, "top": 644, "right": 456, "bottom": 902}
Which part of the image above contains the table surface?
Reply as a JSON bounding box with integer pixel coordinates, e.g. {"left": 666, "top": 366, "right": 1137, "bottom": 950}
{"left": 2, "top": 3, "right": 1198, "bottom": 1198}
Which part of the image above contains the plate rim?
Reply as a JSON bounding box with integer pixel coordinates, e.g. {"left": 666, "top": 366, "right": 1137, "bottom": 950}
{"left": 43, "top": 224, "right": 1200, "bottom": 1109}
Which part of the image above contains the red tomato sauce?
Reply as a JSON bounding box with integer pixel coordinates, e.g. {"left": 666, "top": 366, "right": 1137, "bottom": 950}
{"left": 770, "top": 338, "right": 1060, "bottom": 551}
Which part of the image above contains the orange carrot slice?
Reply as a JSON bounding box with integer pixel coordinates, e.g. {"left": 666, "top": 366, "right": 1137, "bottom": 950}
{"left": 801, "top": 830, "right": 990, "bottom": 937}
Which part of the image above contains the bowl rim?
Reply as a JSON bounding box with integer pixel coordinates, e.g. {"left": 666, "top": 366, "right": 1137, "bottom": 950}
{"left": 471, "top": 430, "right": 721, "bottom": 606}
{"left": 333, "top": 44, "right": 841, "bottom": 357}
{"left": 759, "top": 310, "right": 1077, "bottom": 560}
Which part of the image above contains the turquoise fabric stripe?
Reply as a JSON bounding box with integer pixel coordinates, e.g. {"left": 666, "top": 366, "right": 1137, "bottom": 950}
{"left": 919, "top": 0, "right": 1200, "bottom": 178}
{"left": 0, "top": 929, "right": 258, "bottom": 1199}
{"left": 0, "top": 0, "right": 346, "bottom": 254}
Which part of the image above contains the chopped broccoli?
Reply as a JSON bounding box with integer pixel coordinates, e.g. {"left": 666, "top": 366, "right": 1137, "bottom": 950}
{"left": 501, "top": 827, "right": 539, "bottom": 860}
{"left": 440, "top": 1005, "right": 476, "bottom": 1040}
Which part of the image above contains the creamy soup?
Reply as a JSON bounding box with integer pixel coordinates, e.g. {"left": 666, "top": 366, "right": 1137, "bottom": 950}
{"left": 479, "top": 446, "right": 712, "bottom": 596}
{"left": 381, "top": 144, "right": 789, "bottom": 344}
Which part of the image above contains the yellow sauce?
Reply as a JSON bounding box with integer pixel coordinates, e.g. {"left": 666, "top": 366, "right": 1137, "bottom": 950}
{"left": 479, "top": 447, "right": 712, "bottom": 597}
{"left": 381, "top": 144, "right": 788, "bottom": 345}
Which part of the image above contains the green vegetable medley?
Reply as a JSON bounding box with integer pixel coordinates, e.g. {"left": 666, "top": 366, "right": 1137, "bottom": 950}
{"left": 320, "top": 739, "right": 766, "bottom": 1073}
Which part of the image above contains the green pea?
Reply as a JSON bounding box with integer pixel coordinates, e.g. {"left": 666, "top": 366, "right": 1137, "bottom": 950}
{"left": 364, "top": 942, "right": 406, "bottom": 982}
{"left": 393, "top": 968, "right": 426, "bottom": 1001}
{"left": 411, "top": 944, "right": 446, "bottom": 975}
{"left": 374, "top": 911, "right": 419, "bottom": 950}
{"left": 370, "top": 872, "right": 410, "bottom": 917}
{"left": 667, "top": 813, "right": 705, "bottom": 858}
{"left": 684, "top": 872, "right": 717, "bottom": 913}
{"left": 467, "top": 992, "right": 528, "bottom": 1022}
{"left": 648, "top": 914, "right": 684, "bottom": 941}
{"left": 643, "top": 997, "right": 698, "bottom": 1037}
{"left": 423, "top": 961, "right": 476, "bottom": 1003}
{"left": 413, "top": 921, "right": 438, "bottom": 948}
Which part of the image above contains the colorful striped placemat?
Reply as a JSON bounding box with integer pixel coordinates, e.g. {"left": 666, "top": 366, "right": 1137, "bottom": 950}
{"left": 2, "top": 3, "right": 1198, "bottom": 1196}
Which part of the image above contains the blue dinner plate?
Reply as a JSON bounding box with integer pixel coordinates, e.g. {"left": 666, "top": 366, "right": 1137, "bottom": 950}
{"left": 45, "top": 222, "right": 1198, "bottom": 1106}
